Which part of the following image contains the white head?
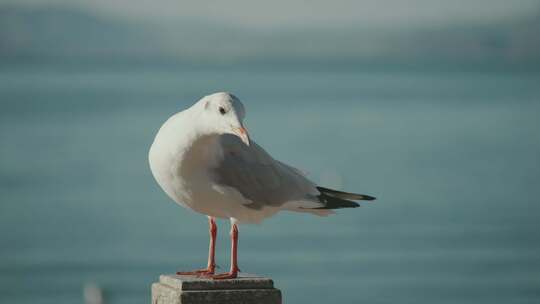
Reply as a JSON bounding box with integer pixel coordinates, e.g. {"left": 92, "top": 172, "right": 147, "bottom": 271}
{"left": 196, "top": 92, "right": 250, "bottom": 146}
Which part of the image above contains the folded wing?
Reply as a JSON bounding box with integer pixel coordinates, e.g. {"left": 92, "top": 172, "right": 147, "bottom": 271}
{"left": 211, "top": 135, "right": 322, "bottom": 211}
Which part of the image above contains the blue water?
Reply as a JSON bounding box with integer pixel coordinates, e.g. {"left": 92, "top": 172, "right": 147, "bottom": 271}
{"left": 1, "top": 66, "right": 540, "bottom": 304}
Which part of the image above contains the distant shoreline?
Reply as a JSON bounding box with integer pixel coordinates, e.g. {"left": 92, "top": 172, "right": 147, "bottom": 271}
{"left": 2, "top": 57, "right": 540, "bottom": 74}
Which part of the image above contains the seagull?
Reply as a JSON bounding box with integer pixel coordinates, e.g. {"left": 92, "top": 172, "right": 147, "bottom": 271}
{"left": 148, "top": 92, "right": 375, "bottom": 279}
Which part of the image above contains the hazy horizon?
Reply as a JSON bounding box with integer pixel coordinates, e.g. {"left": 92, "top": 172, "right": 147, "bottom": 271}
{"left": 1, "top": 1, "right": 540, "bottom": 68}
{"left": 3, "top": 0, "right": 540, "bottom": 29}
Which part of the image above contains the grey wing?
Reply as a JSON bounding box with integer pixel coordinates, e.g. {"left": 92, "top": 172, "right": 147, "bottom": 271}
{"left": 211, "top": 135, "right": 322, "bottom": 210}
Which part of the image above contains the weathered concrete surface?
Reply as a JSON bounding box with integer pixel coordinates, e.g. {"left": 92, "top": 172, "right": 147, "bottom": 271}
{"left": 152, "top": 274, "right": 282, "bottom": 304}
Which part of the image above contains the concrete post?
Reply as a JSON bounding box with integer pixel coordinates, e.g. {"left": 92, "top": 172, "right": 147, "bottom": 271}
{"left": 151, "top": 274, "right": 282, "bottom": 304}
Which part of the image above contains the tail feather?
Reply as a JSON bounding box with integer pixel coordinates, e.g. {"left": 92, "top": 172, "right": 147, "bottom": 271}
{"left": 314, "top": 186, "right": 376, "bottom": 210}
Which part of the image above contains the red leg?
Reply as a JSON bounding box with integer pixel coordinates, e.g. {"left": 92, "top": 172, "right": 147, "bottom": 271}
{"left": 177, "top": 217, "right": 217, "bottom": 275}
{"left": 208, "top": 221, "right": 240, "bottom": 280}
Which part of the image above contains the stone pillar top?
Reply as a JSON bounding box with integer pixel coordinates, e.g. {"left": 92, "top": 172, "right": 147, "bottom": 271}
{"left": 152, "top": 273, "right": 282, "bottom": 304}
{"left": 159, "top": 274, "right": 276, "bottom": 291}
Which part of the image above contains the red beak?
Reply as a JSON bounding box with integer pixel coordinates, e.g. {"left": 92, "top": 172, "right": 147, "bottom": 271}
{"left": 235, "top": 126, "right": 250, "bottom": 146}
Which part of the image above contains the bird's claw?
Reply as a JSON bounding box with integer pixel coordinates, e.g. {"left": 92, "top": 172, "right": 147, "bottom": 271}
{"left": 204, "top": 271, "right": 239, "bottom": 280}
{"left": 176, "top": 268, "right": 215, "bottom": 276}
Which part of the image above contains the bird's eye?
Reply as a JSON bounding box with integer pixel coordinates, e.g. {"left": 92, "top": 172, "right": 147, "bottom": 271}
{"left": 219, "top": 107, "right": 226, "bottom": 115}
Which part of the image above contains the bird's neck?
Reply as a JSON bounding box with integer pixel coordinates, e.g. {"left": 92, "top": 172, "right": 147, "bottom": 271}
{"left": 166, "top": 113, "right": 224, "bottom": 170}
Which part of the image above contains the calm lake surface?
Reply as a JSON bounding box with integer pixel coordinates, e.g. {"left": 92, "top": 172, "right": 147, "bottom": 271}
{"left": 1, "top": 66, "right": 539, "bottom": 304}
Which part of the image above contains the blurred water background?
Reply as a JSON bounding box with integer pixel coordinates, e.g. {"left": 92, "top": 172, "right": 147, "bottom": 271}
{"left": 1, "top": 1, "right": 540, "bottom": 304}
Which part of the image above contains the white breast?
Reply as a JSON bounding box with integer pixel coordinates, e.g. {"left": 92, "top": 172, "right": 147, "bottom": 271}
{"left": 149, "top": 112, "right": 285, "bottom": 223}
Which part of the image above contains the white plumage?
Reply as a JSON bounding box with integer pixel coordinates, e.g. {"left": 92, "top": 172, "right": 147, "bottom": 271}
{"left": 148, "top": 92, "right": 331, "bottom": 224}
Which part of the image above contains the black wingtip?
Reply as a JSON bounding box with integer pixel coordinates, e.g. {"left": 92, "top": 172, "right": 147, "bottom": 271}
{"left": 362, "top": 195, "right": 376, "bottom": 201}
{"left": 316, "top": 186, "right": 376, "bottom": 202}
{"left": 314, "top": 193, "right": 360, "bottom": 209}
